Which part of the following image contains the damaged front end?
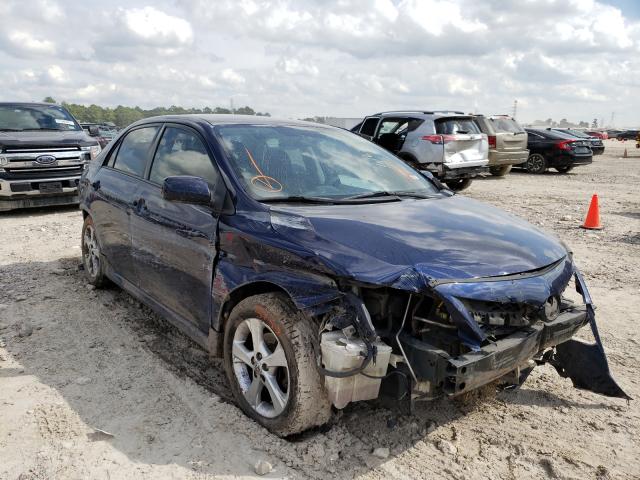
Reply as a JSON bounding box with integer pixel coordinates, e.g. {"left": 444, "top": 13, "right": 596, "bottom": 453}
{"left": 316, "top": 256, "right": 630, "bottom": 409}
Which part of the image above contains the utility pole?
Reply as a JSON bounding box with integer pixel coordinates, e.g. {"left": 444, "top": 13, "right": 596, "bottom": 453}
{"left": 610, "top": 111, "right": 615, "bottom": 128}
{"left": 512, "top": 99, "right": 518, "bottom": 119}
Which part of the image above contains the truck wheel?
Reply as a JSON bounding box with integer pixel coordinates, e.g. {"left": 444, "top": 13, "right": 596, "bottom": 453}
{"left": 444, "top": 178, "right": 472, "bottom": 191}
{"left": 489, "top": 165, "right": 512, "bottom": 177}
{"left": 525, "top": 154, "right": 547, "bottom": 174}
{"left": 81, "top": 215, "right": 107, "bottom": 287}
{"left": 555, "top": 166, "right": 574, "bottom": 173}
{"left": 223, "top": 293, "right": 332, "bottom": 436}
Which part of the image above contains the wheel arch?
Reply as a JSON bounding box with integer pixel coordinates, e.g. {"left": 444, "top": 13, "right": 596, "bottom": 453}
{"left": 208, "top": 280, "right": 295, "bottom": 357}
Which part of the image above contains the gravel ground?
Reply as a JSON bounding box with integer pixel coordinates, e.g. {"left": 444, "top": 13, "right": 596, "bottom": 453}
{"left": 0, "top": 139, "right": 638, "bottom": 479}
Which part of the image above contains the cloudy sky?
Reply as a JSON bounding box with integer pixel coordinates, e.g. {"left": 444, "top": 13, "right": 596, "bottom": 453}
{"left": 1, "top": 0, "right": 639, "bottom": 126}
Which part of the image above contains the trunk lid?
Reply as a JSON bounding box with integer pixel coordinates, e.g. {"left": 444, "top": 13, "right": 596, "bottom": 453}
{"left": 435, "top": 117, "right": 488, "bottom": 165}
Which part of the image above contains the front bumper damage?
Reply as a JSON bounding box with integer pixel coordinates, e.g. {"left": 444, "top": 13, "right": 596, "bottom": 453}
{"left": 402, "top": 305, "right": 588, "bottom": 398}
{"left": 318, "top": 257, "right": 630, "bottom": 407}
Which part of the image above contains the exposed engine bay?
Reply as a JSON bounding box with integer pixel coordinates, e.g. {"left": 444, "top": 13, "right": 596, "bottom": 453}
{"left": 317, "top": 259, "right": 630, "bottom": 409}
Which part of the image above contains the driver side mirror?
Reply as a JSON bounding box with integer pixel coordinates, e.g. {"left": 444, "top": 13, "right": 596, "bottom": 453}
{"left": 162, "top": 175, "right": 235, "bottom": 214}
{"left": 88, "top": 125, "right": 100, "bottom": 136}
{"left": 162, "top": 176, "right": 212, "bottom": 206}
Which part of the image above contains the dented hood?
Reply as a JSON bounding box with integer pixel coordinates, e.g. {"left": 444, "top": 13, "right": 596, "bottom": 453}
{"left": 271, "top": 195, "right": 567, "bottom": 285}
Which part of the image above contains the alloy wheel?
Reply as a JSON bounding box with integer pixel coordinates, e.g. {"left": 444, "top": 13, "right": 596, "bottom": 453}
{"left": 83, "top": 224, "right": 100, "bottom": 278}
{"left": 231, "top": 318, "right": 290, "bottom": 418}
{"left": 526, "top": 154, "right": 546, "bottom": 173}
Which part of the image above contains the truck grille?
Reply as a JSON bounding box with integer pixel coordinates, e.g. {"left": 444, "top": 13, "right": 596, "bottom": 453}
{"left": 2, "top": 165, "right": 84, "bottom": 180}
{"left": 1, "top": 145, "right": 88, "bottom": 178}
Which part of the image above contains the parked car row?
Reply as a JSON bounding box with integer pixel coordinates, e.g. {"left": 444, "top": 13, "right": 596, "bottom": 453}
{"left": 351, "top": 111, "right": 604, "bottom": 187}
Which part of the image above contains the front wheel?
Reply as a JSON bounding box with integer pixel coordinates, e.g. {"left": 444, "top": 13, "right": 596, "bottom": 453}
{"left": 489, "top": 165, "right": 512, "bottom": 177}
{"left": 525, "top": 153, "right": 547, "bottom": 174}
{"left": 81, "top": 215, "right": 107, "bottom": 287}
{"left": 444, "top": 178, "right": 472, "bottom": 191}
{"left": 555, "top": 166, "right": 574, "bottom": 173}
{"left": 223, "top": 293, "right": 331, "bottom": 436}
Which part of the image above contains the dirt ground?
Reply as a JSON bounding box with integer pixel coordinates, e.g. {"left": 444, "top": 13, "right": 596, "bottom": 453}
{"left": 1, "top": 139, "right": 639, "bottom": 480}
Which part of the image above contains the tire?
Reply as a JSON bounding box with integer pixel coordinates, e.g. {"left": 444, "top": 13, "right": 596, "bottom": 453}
{"left": 489, "top": 165, "right": 512, "bottom": 177}
{"left": 555, "top": 166, "right": 574, "bottom": 173}
{"left": 223, "top": 293, "right": 332, "bottom": 436}
{"left": 81, "top": 215, "right": 107, "bottom": 287}
{"left": 444, "top": 178, "right": 472, "bottom": 191}
{"left": 525, "top": 153, "right": 547, "bottom": 174}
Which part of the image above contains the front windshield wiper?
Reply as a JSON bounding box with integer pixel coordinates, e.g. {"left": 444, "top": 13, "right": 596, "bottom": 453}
{"left": 260, "top": 195, "right": 337, "bottom": 204}
{"left": 343, "top": 190, "right": 435, "bottom": 200}
{"left": 20, "top": 128, "right": 66, "bottom": 131}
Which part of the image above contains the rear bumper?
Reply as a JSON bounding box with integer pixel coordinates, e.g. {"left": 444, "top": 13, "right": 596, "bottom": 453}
{"left": 548, "top": 153, "right": 593, "bottom": 168}
{"left": 441, "top": 165, "right": 489, "bottom": 179}
{"left": 0, "top": 176, "right": 80, "bottom": 211}
{"left": 488, "top": 150, "right": 529, "bottom": 166}
{"left": 401, "top": 305, "right": 588, "bottom": 397}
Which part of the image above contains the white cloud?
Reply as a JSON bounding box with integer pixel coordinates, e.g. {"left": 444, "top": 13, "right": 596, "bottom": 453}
{"left": 7, "top": 31, "right": 55, "bottom": 55}
{"left": 221, "top": 68, "right": 245, "bottom": 85}
{"left": 46, "top": 65, "right": 67, "bottom": 83}
{"left": 120, "top": 6, "right": 193, "bottom": 45}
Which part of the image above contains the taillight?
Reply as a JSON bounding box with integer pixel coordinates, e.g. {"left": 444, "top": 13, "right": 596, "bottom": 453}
{"left": 556, "top": 140, "right": 574, "bottom": 150}
{"left": 421, "top": 134, "right": 456, "bottom": 144}
{"left": 488, "top": 135, "right": 496, "bottom": 149}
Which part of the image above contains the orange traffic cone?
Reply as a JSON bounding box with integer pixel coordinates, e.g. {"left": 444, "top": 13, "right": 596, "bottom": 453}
{"left": 581, "top": 194, "right": 603, "bottom": 230}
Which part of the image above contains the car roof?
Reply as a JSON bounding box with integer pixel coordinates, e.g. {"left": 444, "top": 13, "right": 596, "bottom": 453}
{"left": 133, "top": 114, "right": 330, "bottom": 129}
{"left": 526, "top": 128, "right": 573, "bottom": 139}
{"left": 373, "top": 111, "right": 469, "bottom": 120}
{"left": 0, "top": 102, "right": 63, "bottom": 107}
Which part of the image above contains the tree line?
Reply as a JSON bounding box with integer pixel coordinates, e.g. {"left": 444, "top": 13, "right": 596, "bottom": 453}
{"left": 42, "top": 97, "right": 270, "bottom": 128}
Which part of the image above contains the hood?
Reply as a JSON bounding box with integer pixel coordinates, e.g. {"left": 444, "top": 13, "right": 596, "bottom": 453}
{"left": 270, "top": 195, "right": 567, "bottom": 288}
{"left": 0, "top": 130, "right": 96, "bottom": 148}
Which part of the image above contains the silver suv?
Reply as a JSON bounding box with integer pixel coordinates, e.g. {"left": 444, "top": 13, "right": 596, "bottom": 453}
{"left": 352, "top": 111, "right": 488, "bottom": 190}
{"left": 472, "top": 115, "right": 528, "bottom": 176}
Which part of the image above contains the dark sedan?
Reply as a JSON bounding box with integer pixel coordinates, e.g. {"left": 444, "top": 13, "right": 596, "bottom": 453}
{"left": 550, "top": 128, "right": 604, "bottom": 155}
{"left": 78, "top": 115, "right": 626, "bottom": 435}
{"left": 523, "top": 128, "right": 593, "bottom": 173}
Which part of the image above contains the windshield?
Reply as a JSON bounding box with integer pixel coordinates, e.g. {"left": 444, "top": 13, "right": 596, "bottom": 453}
{"left": 215, "top": 124, "right": 440, "bottom": 200}
{"left": 0, "top": 104, "right": 81, "bottom": 131}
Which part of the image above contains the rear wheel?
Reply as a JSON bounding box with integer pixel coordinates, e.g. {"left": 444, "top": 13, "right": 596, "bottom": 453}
{"left": 444, "top": 178, "right": 472, "bottom": 191}
{"left": 223, "top": 293, "right": 331, "bottom": 436}
{"left": 525, "top": 154, "right": 547, "bottom": 174}
{"left": 489, "top": 165, "right": 512, "bottom": 177}
{"left": 81, "top": 215, "right": 107, "bottom": 287}
{"left": 555, "top": 166, "right": 574, "bottom": 173}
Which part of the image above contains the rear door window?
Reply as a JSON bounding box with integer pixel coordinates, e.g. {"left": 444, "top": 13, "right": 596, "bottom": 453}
{"left": 435, "top": 118, "right": 480, "bottom": 135}
{"left": 489, "top": 117, "right": 523, "bottom": 133}
{"left": 112, "top": 126, "right": 159, "bottom": 177}
{"left": 359, "top": 117, "right": 380, "bottom": 137}
{"left": 149, "top": 126, "right": 219, "bottom": 186}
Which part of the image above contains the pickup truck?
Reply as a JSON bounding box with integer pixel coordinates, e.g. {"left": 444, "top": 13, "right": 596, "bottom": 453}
{"left": 0, "top": 102, "right": 101, "bottom": 211}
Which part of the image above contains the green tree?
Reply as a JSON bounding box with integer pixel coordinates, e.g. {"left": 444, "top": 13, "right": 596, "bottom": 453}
{"left": 42, "top": 96, "right": 57, "bottom": 104}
